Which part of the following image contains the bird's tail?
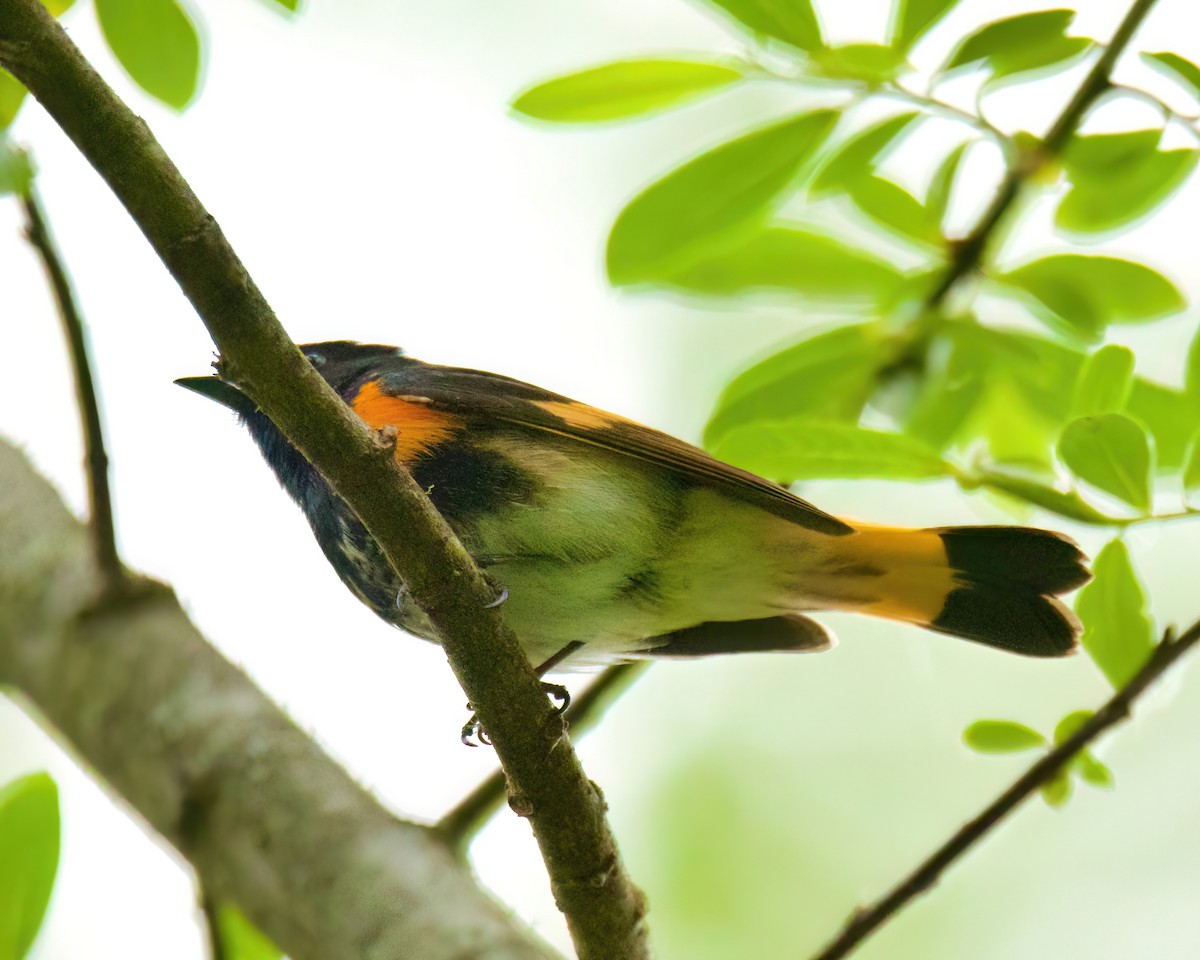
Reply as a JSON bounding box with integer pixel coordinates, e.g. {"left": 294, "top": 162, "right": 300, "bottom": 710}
{"left": 814, "top": 524, "right": 1091, "bottom": 656}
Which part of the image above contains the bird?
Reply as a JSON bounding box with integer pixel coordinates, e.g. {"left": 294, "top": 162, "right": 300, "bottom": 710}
{"left": 178, "top": 341, "right": 1090, "bottom": 679}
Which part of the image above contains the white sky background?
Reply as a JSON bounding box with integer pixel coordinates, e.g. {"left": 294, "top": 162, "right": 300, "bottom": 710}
{"left": 1, "top": 0, "right": 1199, "bottom": 957}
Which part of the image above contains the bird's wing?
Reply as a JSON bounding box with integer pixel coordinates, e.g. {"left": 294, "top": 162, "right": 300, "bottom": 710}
{"left": 355, "top": 361, "right": 852, "bottom": 536}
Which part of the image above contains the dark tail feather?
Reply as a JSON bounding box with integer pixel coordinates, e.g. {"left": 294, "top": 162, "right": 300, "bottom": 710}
{"left": 931, "top": 526, "right": 1090, "bottom": 657}
{"left": 633, "top": 615, "right": 833, "bottom": 658}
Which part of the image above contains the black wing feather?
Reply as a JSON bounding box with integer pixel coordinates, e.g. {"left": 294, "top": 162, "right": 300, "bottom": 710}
{"left": 368, "top": 359, "right": 852, "bottom": 536}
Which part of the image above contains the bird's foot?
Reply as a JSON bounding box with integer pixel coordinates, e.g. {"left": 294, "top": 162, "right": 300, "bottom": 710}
{"left": 459, "top": 681, "right": 572, "bottom": 748}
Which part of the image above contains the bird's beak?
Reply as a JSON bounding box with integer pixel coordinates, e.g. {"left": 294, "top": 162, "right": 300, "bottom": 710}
{"left": 174, "top": 376, "right": 259, "bottom": 418}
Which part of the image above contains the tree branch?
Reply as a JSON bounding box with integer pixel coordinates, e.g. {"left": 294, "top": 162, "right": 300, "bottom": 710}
{"left": 0, "top": 439, "right": 558, "bottom": 960}
{"left": 20, "top": 186, "right": 124, "bottom": 594}
{"left": 925, "top": 0, "right": 1162, "bottom": 310}
{"left": 0, "top": 4, "right": 648, "bottom": 958}
{"left": 807, "top": 619, "right": 1200, "bottom": 960}
{"left": 438, "top": 662, "right": 650, "bottom": 854}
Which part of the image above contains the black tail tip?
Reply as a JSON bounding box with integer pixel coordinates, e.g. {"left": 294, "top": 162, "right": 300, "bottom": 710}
{"left": 933, "top": 587, "right": 1080, "bottom": 657}
{"left": 937, "top": 526, "right": 1091, "bottom": 594}
{"left": 931, "top": 525, "right": 1090, "bottom": 658}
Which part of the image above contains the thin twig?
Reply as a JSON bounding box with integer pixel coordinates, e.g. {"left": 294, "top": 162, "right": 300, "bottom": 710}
{"left": 745, "top": 58, "right": 1006, "bottom": 143}
{"left": 807, "top": 618, "right": 1200, "bottom": 960}
{"left": 925, "top": 0, "right": 1162, "bottom": 310}
{"left": 438, "top": 662, "right": 650, "bottom": 854}
{"left": 20, "top": 188, "right": 124, "bottom": 593}
{"left": 882, "top": 85, "right": 1007, "bottom": 142}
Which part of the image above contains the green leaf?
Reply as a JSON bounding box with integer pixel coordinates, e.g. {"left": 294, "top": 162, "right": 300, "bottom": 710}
{"left": 1076, "top": 539, "right": 1155, "bottom": 688}
{"left": 810, "top": 44, "right": 906, "bottom": 83}
{"left": 1063, "top": 128, "right": 1161, "bottom": 170}
{"left": 607, "top": 110, "right": 837, "bottom": 285}
{"left": 1071, "top": 345, "right": 1134, "bottom": 417}
{"left": 963, "top": 720, "right": 1046, "bottom": 753}
{"left": 266, "top": 0, "right": 298, "bottom": 11}
{"left": 0, "top": 70, "right": 26, "bottom": 130}
{"left": 662, "top": 226, "right": 907, "bottom": 303}
{"left": 974, "top": 377, "right": 1059, "bottom": 470}
{"left": 997, "top": 255, "right": 1185, "bottom": 339}
{"left": 847, "top": 173, "right": 943, "bottom": 250}
{"left": 705, "top": 324, "right": 892, "bottom": 445}
{"left": 975, "top": 469, "right": 1117, "bottom": 525}
{"left": 942, "top": 323, "right": 1193, "bottom": 470}
{"left": 511, "top": 59, "right": 743, "bottom": 123}
{"left": 1141, "top": 51, "right": 1200, "bottom": 102}
{"left": 1055, "top": 711, "right": 1117, "bottom": 787}
{"left": 700, "top": 0, "right": 823, "bottom": 52}
{"left": 95, "top": 0, "right": 201, "bottom": 109}
{"left": 216, "top": 905, "right": 283, "bottom": 960}
{"left": 1058, "top": 414, "right": 1153, "bottom": 512}
{"left": 1128, "top": 378, "right": 1195, "bottom": 471}
{"left": 809, "top": 113, "right": 920, "bottom": 197}
{"left": 43, "top": 0, "right": 77, "bottom": 14}
{"left": 1074, "top": 753, "right": 1114, "bottom": 788}
{"left": 890, "top": 0, "right": 960, "bottom": 51}
{"left": 983, "top": 35, "right": 1092, "bottom": 88}
{"left": 1182, "top": 429, "right": 1200, "bottom": 506}
{"left": 1053, "top": 709, "right": 1093, "bottom": 744}
{"left": 1040, "top": 768, "right": 1072, "bottom": 807}
{"left": 0, "top": 137, "right": 33, "bottom": 196}
{"left": 942, "top": 10, "right": 1076, "bottom": 74}
{"left": 1058, "top": 130, "right": 1199, "bottom": 235}
{"left": 924, "top": 141, "right": 969, "bottom": 226}
{"left": 904, "top": 354, "right": 985, "bottom": 453}
{"left": 710, "top": 419, "right": 951, "bottom": 482}
{"left": 0, "top": 773, "right": 60, "bottom": 960}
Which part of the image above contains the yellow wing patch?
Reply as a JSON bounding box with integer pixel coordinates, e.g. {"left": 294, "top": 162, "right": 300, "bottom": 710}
{"left": 351, "top": 380, "right": 463, "bottom": 461}
{"left": 532, "top": 399, "right": 627, "bottom": 432}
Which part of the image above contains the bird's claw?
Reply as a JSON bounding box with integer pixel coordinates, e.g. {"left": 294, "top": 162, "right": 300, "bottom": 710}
{"left": 460, "top": 714, "right": 491, "bottom": 747}
{"left": 458, "top": 682, "right": 571, "bottom": 746}
{"left": 542, "top": 681, "right": 571, "bottom": 715}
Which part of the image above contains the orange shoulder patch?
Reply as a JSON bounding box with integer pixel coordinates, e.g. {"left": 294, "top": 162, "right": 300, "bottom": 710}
{"left": 351, "top": 380, "right": 463, "bottom": 461}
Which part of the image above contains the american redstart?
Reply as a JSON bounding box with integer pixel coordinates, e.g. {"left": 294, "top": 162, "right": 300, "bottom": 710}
{"left": 178, "top": 341, "right": 1090, "bottom": 672}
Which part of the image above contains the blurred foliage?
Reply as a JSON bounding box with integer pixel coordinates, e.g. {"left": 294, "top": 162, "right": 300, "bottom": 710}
{"left": 511, "top": 59, "right": 744, "bottom": 123}
{"left": 0, "top": 772, "right": 60, "bottom": 960}
{"left": 514, "top": 0, "right": 1200, "bottom": 815}
{"left": 0, "top": 136, "right": 33, "bottom": 196}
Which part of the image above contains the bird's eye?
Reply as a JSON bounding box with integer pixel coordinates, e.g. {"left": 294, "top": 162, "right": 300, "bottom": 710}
{"left": 306, "top": 352, "right": 326, "bottom": 367}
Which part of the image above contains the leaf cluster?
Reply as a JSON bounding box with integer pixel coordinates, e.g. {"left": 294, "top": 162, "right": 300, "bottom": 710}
{"left": 511, "top": 0, "right": 1200, "bottom": 807}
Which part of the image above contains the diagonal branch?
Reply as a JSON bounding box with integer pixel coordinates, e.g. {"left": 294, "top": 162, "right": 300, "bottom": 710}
{"left": 0, "top": 4, "right": 648, "bottom": 958}
{"left": 20, "top": 186, "right": 124, "bottom": 594}
{"left": 925, "top": 0, "right": 1161, "bottom": 310}
{"left": 807, "top": 619, "right": 1200, "bottom": 960}
{"left": 438, "top": 662, "right": 650, "bottom": 855}
{"left": 0, "top": 439, "right": 558, "bottom": 960}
